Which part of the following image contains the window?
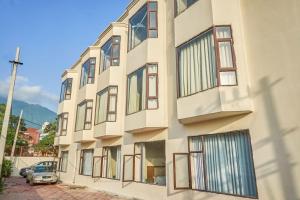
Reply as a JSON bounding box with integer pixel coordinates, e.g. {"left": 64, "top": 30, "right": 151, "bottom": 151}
{"left": 128, "top": 1, "right": 158, "bottom": 50}
{"left": 80, "top": 58, "right": 96, "bottom": 88}
{"left": 100, "top": 36, "right": 121, "bottom": 72}
{"left": 122, "top": 141, "right": 166, "bottom": 186}
{"left": 173, "top": 130, "right": 258, "bottom": 198}
{"left": 102, "top": 146, "right": 121, "bottom": 180}
{"left": 95, "top": 86, "right": 118, "bottom": 124}
{"left": 79, "top": 149, "right": 94, "bottom": 176}
{"left": 177, "top": 25, "right": 237, "bottom": 97}
{"left": 60, "top": 78, "right": 72, "bottom": 102}
{"left": 58, "top": 151, "right": 68, "bottom": 172}
{"left": 127, "top": 64, "right": 158, "bottom": 114}
{"left": 175, "top": 0, "right": 198, "bottom": 16}
{"left": 75, "top": 100, "right": 93, "bottom": 131}
{"left": 57, "top": 113, "right": 68, "bottom": 136}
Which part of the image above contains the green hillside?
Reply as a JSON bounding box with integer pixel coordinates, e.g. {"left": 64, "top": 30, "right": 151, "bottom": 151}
{"left": 0, "top": 96, "right": 56, "bottom": 129}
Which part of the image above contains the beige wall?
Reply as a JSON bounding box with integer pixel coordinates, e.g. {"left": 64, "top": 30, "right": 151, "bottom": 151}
{"left": 55, "top": 0, "right": 300, "bottom": 199}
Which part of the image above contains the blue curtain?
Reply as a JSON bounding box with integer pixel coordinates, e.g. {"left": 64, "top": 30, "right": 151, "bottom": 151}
{"left": 190, "top": 131, "right": 257, "bottom": 197}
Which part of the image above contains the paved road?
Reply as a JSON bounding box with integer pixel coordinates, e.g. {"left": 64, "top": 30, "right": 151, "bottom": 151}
{"left": 0, "top": 177, "right": 127, "bottom": 200}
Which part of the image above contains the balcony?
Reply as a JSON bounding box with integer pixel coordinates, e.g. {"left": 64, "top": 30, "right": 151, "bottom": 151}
{"left": 74, "top": 130, "right": 95, "bottom": 143}
{"left": 94, "top": 122, "right": 122, "bottom": 139}
{"left": 54, "top": 135, "right": 71, "bottom": 146}
{"left": 177, "top": 86, "right": 253, "bottom": 124}
{"left": 125, "top": 109, "right": 167, "bottom": 133}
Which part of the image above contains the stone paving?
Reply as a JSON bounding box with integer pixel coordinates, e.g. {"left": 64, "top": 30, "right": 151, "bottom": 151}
{"left": 0, "top": 177, "right": 128, "bottom": 200}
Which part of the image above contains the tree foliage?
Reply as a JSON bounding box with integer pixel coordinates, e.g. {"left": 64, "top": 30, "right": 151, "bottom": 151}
{"left": 0, "top": 104, "right": 28, "bottom": 153}
{"left": 34, "top": 121, "right": 56, "bottom": 155}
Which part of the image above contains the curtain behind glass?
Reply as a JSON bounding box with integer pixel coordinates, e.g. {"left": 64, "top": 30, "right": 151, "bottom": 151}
{"left": 98, "top": 91, "right": 108, "bottom": 123}
{"left": 178, "top": 31, "right": 217, "bottom": 97}
{"left": 128, "top": 74, "right": 138, "bottom": 114}
{"left": 204, "top": 132, "right": 257, "bottom": 197}
{"left": 83, "top": 151, "right": 93, "bottom": 176}
{"left": 75, "top": 103, "right": 85, "bottom": 131}
{"left": 116, "top": 147, "right": 121, "bottom": 179}
{"left": 61, "top": 152, "right": 68, "bottom": 172}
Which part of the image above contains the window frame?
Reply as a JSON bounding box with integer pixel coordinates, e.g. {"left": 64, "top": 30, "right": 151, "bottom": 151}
{"left": 80, "top": 58, "right": 96, "bottom": 88}
{"left": 75, "top": 100, "right": 93, "bottom": 131}
{"left": 79, "top": 149, "right": 94, "bottom": 176}
{"left": 58, "top": 151, "right": 68, "bottom": 172}
{"left": 128, "top": 1, "right": 158, "bottom": 51}
{"left": 173, "top": 129, "right": 258, "bottom": 199}
{"left": 100, "top": 36, "right": 121, "bottom": 73}
{"left": 95, "top": 86, "right": 118, "bottom": 125}
{"left": 92, "top": 156, "right": 102, "bottom": 178}
{"left": 57, "top": 112, "right": 69, "bottom": 136}
{"left": 174, "top": 0, "right": 199, "bottom": 17}
{"left": 126, "top": 63, "right": 159, "bottom": 115}
{"left": 59, "top": 78, "right": 72, "bottom": 102}
{"left": 176, "top": 25, "right": 237, "bottom": 98}
{"left": 101, "top": 145, "right": 122, "bottom": 180}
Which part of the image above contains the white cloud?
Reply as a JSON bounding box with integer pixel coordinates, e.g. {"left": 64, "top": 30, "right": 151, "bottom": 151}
{"left": 0, "top": 75, "right": 58, "bottom": 111}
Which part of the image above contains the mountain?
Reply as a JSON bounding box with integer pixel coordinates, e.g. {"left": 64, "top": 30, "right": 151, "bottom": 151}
{"left": 0, "top": 96, "right": 56, "bottom": 129}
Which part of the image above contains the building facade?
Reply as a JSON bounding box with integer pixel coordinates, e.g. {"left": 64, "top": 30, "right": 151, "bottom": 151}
{"left": 54, "top": 0, "right": 300, "bottom": 199}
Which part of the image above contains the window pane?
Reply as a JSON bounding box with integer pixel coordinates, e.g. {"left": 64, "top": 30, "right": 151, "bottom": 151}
{"left": 219, "top": 41, "right": 234, "bottom": 68}
{"left": 190, "top": 152, "right": 205, "bottom": 190}
{"left": 112, "top": 45, "right": 120, "bottom": 59}
{"left": 85, "top": 108, "right": 92, "bottom": 123}
{"left": 149, "top": 12, "right": 157, "bottom": 29}
{"left": 220, "top": 71, "right": 237, "bottom": 85}
{"left": 113, "top": 36, "right": 121, "bottom": 44}
{"left": 216, "top": 26, "right": 232, "bottom": 39}
{"left": 173, "top": 153, "right": 190, "bottom": 189}
{"left": 178, "top": 31, "right": 217, "bottom": 97}
{"left": 62, "top": 118, "right": 68, "bottom": 130}
{"left": 176, "top": 0, "right": 198, "bottom": 15}
{"left": 123, "top": 155, "right": 134, "bottom": 181}
{"left": 92, "top": 157, "right": 102, "bottom": 178}
{"left": 148, "top": 99, "right": 158, "bottom": 109}
{"left": 97, "top": 91, "right": 108, "bottom": 123}
{"left": 148, "top": 64, "right": 157, "bottom": 73}
{"left": 203, "top": 131, "right": 257, "bottom": 197}
{"left": 76, "top": 103, "right": 86, "bottom": 131}
{"left": 148, "top": 2, "right": 157, "bottom": 11}
{"left": 109, "top": 96, "right": 117, "bottom": 112}
{"left": 148, "top": 75, "right": 157, "bottom": 97}
{"left": 110, "top": 86, "right": 118, "bottom": 94}
{"left": 189, "top": 136, "right": 202, "bottom": 152}
{"left": 87, "top": 101, "right": 93, "bottom": 107}
{"left": 148, "top": 29, "right": 158, "bottom": 38}
{"left": 129, "top": 4, "right": 147, "bottom": 49}
{"left": 101, "top": 39, "right": 112, "bottom": 71}
{"left": 127, "top": 67, "right": 146, "bottom": 114}
{"left": 82, "top": 150, "right": 93, "bottom": 176}
{"left": 102, "top": 156, "right": 107, "bottom": 177}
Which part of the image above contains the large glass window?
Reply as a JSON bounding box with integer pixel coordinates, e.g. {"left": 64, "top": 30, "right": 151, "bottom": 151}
{"left": 75, "top": 100, "right": 93, "bottom": 131}
{"left": 127, "top": 64, "right": 158, "bottom": 114}
{"left": 58, "top": 151, "right": 68, "bottom": 172}
{"left": 122, "top": 141, "right": 166, "bottom": 186}
{"left": 95, "top": 86, "right": 118, "bottom": 124}
{"left": 128, "top": 2, "right": 158, "bottom": 50}
{"left": 100, "top": 36, "right": 121, "bottom": 72}
{"left": 60, "top": 78, "right": 72, "bottom": 102}
{"left": 80, "top": 58, "right": 96, "bottom": 88}
{"left": 177, "top": 25, "right": 237, "bottom": 97}
{"left": 79, "top": 149, "right": 94, "bottom": 176}
{"left": 57, "top": 113, "right": 68, "bottom": 136}
{"left": 173, "top": 130, "right": 258, "bottom": 198}
{"left": 175, "top": 0, "right": 198, "bottom": 16}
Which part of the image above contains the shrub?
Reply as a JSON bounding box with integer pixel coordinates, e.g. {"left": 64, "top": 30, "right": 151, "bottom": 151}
{"left": 1, "top": 159, "right": 12, "bottom": 178}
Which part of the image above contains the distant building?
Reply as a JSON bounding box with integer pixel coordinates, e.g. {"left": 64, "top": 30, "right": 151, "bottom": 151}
{"left": 23, "top": 128, "right": 40, "bottom": 145}
{"left": 39, "top": 122, "right": 50, "bottom": 140}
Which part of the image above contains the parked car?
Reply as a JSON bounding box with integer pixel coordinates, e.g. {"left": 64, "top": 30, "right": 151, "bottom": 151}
{"left": 19, "top": 161, "right": 57, "bottom": 178}
{"left": 26, "top": 165, "right": 58, "bottom": 185}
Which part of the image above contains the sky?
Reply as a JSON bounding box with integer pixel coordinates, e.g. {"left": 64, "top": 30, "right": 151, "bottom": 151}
{"left": 0, "top": 0, "right": 131, "bottom": 112}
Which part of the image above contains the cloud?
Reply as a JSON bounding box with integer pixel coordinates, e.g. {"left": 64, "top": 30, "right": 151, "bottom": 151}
{"left": 0, "top": 75, "right": 58, "bottom": 111}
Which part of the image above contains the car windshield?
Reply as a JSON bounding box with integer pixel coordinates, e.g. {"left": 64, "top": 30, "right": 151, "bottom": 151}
{"left": 34, "top": 166, "right": 55, "bottom": 173}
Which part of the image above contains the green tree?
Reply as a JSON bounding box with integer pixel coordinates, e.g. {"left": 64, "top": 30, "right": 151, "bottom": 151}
{"left": 35, "top": 121, "right": 57, "bottom": 155}
{"left": 0, "top": 104, "right": 28, "bottom": 155}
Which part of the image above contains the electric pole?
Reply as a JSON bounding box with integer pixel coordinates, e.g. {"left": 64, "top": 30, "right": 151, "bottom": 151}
{"left": 0, "top": 47, "right": 23, "bottom": 174}
{"left": 10, "top": 110, "right": 23, "bottom": 161}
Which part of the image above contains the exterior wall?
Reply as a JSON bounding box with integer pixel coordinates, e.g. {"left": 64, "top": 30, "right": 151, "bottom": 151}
{"left": 55, "top": 0, "right": 300, "bottom": 200}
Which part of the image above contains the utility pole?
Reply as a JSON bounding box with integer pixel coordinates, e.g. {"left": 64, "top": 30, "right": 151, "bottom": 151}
{"left": 10, "top": 110, "right": 23, "bottom": 161}
{"left": 0, "top": 47, "right": 23, "bottom": 174}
